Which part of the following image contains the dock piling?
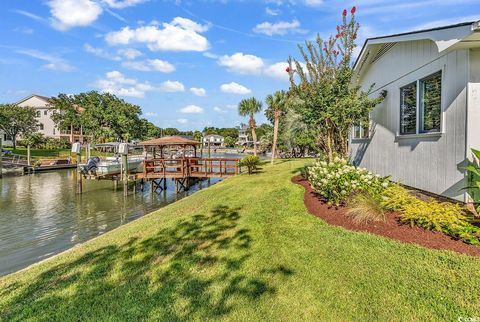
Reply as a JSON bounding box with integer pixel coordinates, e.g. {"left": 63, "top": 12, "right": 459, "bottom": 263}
{"left": 122, "top": 154, "right": 128, "bottom": 197}
{"left": 76, "top": 152, "right": 82, "bottom": 194}
{"left": 27, "top": 145, "right": 31, "bottom": 167}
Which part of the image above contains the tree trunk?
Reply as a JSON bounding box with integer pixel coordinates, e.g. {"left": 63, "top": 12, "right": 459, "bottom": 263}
{"left": 12, "top": 135, "right": 16, "bottom": 150}
{"left": 324, "top": 119, "right": 333, "bottom": 162}
{"left": 250, "top": 115, "right": 258, "bottom": 156}
{"left": 271, "top": 111, "right": 280, "bottom": 164}
{"left": 251, "top": 127, "right": 258, "bottom": 156}
{"left": 325, "top": 129, "right": 333, "bottom": 162}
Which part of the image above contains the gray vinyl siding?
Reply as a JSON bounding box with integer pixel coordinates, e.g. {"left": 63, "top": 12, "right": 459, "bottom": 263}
{"left": 350, "top": 40, "right": 470, "bottom": 200}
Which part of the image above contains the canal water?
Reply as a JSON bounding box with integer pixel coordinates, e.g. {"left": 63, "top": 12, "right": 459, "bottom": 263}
{"left": 0, "top": 170, "right": 221, "bottom": 276}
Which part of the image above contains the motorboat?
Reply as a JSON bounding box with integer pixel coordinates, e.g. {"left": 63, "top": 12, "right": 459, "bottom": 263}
{"left": 80, "top": 142, "right": 145, "bottom": 176}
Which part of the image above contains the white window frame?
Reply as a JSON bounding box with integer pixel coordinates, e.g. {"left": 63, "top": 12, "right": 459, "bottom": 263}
{"left": 398, "top": 70, "right": 443, "bottom": 136}
{"left": 352, "top": 120, "right": 370, "bottom": 140}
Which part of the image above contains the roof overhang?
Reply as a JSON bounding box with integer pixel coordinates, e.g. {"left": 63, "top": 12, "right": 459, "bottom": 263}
{"left": 353, "top": 21, "right": 480, "bottom": 81}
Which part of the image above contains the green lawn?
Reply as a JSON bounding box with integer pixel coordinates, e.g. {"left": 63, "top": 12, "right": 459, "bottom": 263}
{"left": 4, "top": 147, "right": 71, "bottom": 158}
{"left": 1, "top": 160, "right": 480, "bottom": 321}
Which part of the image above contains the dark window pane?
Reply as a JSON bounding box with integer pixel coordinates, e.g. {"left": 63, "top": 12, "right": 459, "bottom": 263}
{"left": 421, "top": 71, "right": 441, "bottom": 132}
{"left": 400, "top": 82, "right": 417, "bottom": 134}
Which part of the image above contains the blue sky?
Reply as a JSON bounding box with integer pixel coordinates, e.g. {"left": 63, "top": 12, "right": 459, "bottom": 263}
{"left": 0, "top": 0, "right": 479, "bottom": 130}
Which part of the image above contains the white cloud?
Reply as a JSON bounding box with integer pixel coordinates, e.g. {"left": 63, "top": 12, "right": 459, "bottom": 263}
{"left": 218, "top": 52, "right": 264, "bottom": 74}
{"left": 265, "top": 7, "right": 281, "bottom": 16}
{"left": 117, "top": 48, "right": 143, "bottom": 60}
{"left": 48, "top": 0, "right": 102, "bottom": 30}
{"left": 102, "top": 0, "right": 147, "bottom": 9}
{"left": 17, "top": 49, "right": 74, "bottom": 72}
{"left": 180, "top": 105, "right": 204, "bottom": 114}
{"left": 13, "top": 9, "right": 47, "bottom": 23}
{"left": 94, "top": 70, "right": 152, "bottom": 98}
{"left": 84, "top": 44, "right": 121, "bottom": 60}
{"left": 14, "top": 27, "right": 34, "bottom": 34}
{"left": 203, "top": 52, "right": 219, "bottom": 59}
{"left": 177, "top": 118, "right": 189, "bottom": 124}
{"left": 105, "top": 17, "right": 210, "bottom": 52}
{"left": 145, "top": 111, "right": 158, "bottom": 116}
{"left": 213, "top": 106, "right": 227, "bottom": 113}
{"left": 304, "top": 0, "right": 323, "bottom": 6}
{"left": 264, "top": 61, "right": 307, "bottom": 81}
{"left": 220, "top": 82, "right": 251, "bottom": 95}
{"left": 122, "top": 59, "right": 175, "bottom": 72}
{"left": 170, "top": 17, "right": 209, "bottom": 33}
{"left": 95, "top": 71, "right": 186, "bottom": 97}
{"left": 190, "top": 87, "right": 207, "bottom": 96}
{"left": 159, "top": 80, "right": 185, "bottom": 92}
{"left": 253, "top": 19, "right": 305, "bottom": 36}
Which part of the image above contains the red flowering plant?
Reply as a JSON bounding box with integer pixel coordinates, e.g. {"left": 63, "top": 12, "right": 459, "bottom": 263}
{"left": 286, "top": 7, "right": 385, "bottom": 161}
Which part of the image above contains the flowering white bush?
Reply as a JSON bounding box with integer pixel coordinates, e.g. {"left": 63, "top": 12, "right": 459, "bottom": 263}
{"left": 307, "top": 157, "right": 390, "bottom": 205}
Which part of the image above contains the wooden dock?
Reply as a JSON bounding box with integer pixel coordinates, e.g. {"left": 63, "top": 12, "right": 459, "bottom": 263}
{"left": 80, "top": 157, "right": 241, "bottom": 194}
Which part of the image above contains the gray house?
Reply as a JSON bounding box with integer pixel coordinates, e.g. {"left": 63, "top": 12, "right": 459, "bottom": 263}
{"left": 350, "top": 21, "right": 480, "bottom": 201}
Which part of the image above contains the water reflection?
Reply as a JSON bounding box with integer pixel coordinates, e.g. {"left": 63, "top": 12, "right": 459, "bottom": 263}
{"left": 0, "top": 170, "right": 220, "bottom": 276}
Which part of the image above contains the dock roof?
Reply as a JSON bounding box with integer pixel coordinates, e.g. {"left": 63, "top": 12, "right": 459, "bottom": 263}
{"left": 138, "top": 136, "right": 200, "bottom": 147}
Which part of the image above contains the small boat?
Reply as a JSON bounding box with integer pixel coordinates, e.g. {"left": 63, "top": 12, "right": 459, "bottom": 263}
{"left": 80, "top": 142, "right": 145, "bottom": 176}
{"left": 95, "top": 156, "right": 144, "bottom": 175}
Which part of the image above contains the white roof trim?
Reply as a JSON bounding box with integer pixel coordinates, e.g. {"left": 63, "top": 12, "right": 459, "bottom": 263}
{"left": 353, "top": 21, "right": 479, "bottom": 79}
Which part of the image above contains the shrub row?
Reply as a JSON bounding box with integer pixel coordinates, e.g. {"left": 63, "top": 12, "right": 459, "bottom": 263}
{"left": 306, "top": 157, "right": 480, "bottom": 245}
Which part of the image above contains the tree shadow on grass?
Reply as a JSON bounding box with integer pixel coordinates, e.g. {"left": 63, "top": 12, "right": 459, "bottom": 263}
{"left": 1, "top": 205, "right": 294, "bottom": 321}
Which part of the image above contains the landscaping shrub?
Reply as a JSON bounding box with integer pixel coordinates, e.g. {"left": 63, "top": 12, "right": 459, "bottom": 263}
{"left": 382, "top": 185, "right": 480, "bottom": 245}
{"left": 346, "top": 192, "right": 385, "bottom": 224}
{"left": 465, "top": 148, "right": 480, "bottom": 214}
{"left": 240, "top": 155, "right": 261, "bottom": 174}
{"left": 20, "top": 133, "right": 71, "bottom": 150}
{"left": 307, "top": 156, "right": 390, "bottom": 205}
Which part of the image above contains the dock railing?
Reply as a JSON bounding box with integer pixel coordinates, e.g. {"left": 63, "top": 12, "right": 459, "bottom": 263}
{"left": 142, "top": 157, "right": 240, "bottom": 179}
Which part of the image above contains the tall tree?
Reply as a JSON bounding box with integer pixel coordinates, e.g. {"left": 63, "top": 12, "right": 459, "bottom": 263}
{"left": 0, "top": 104, "right": 38, "bottom": 149}
{"left": 265, "top": 90, "right": 288, "bottom": 164}
{"left": 238, "top": 97, "right": 262, "bottom": 156}
{"left": 287, "top": 7, "right": 385, "bottom": 161}
{"left": 50, "top": 93, "right": 82, "bottom": 143}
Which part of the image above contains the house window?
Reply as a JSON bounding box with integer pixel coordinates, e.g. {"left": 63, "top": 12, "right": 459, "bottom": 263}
{"left": 44, "top": 110, "right": 48, "bottom": 116}
{"left": 39, "top": 123, "right": 44, "bottom": 130}
{"left": 352, "top": 122, "right": 370, "bottom": 139}
{"left": 399, "top": 71, "right": 442, "bottom": 135}
{"left": 420, "top": 71, "right": 442, "bottom": 133}
{"left": 400, "top": 82, "right": 417, "bottom": 135}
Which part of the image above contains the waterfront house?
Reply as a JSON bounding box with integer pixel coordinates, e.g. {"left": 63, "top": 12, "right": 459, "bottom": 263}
{"left": 236, "top": 123, "right": 251, "bottom": 146}
{"left": 350, "top": 21, "right": 480, "bottom": 201}
{"left": 202, "top": 134, "right": 225, "bottom": 147}
{"left": 15, "top": 94, "right": 87, "bottom": 144}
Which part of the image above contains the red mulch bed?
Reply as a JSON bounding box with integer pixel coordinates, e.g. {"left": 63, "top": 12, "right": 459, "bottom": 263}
{"left": 293, "top": 175, "right": 480, "bottom": 257}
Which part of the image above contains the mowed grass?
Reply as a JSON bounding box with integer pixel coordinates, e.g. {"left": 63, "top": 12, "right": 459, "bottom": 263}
{"left": 1, "top": 160, "right": 480, "bottom": 321}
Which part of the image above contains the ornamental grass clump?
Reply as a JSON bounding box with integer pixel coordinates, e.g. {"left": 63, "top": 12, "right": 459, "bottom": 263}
{"left": 346, "top": 192, "right": 386, "bottom": 224}
{"left": 307, "top": 156, "right": 390, "bottom": 206}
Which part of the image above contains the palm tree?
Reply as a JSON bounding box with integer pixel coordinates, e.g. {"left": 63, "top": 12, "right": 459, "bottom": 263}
{"left": 238, "top": 97, "right": 262, "bottom": 156}
{"left": 265, "top": 90, "right": 287, "bottom": 164}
